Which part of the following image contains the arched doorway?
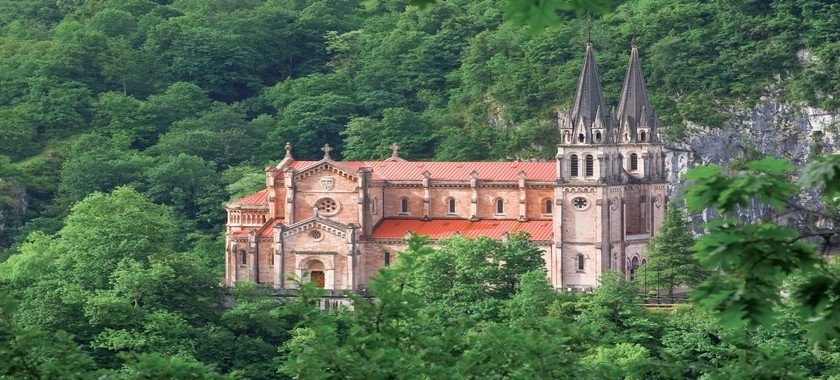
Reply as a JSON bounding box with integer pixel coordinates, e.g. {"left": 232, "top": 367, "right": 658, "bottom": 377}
{"left": 630, "top": 256, "right": 640, "bottom": 281}
{"left": 308, "top": 260, "right": 325, "bottom": 288}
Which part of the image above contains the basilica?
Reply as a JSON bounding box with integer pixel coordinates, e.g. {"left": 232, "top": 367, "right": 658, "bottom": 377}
{"left": 224, "top": 40, "right": 668, "bottom": 291}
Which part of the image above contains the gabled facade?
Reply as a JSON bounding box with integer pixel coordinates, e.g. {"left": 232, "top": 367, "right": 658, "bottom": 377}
{"left": 224, "top": 40, "right": 668, "bottom": 291}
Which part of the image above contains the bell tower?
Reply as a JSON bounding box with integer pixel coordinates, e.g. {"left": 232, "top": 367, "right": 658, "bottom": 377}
{"left": 554, "top": 37, "right": 668, "bottom": 290}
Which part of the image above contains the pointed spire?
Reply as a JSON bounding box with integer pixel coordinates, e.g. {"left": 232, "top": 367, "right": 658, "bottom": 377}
{"left": 616, "top": 38, "right": 656, "bottom": 143}
{"left": 570, "top": 42, "right": 609, "bottom": 143}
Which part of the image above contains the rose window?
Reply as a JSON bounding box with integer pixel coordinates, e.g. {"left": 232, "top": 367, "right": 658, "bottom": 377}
{"left": 309, "top": 230, "right": 323, "bottom": 240}
{"left": 315, "top": 198, "right": 339, "bottom": 216}
{"left": 572, "top": 197, "right": 589, "bottom": 210}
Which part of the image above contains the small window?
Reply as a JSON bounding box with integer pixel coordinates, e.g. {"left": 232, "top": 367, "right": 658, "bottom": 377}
{"left": 585, "top": 155, "right": 594, "bottom": 177}
{"left": 270, "top": 250, "right": 274, "bottom": 266}
{"left": 640, "top": 130, "right": 647, "bottom": 142}
{"left": 630, "top": 153, "right": 638, "bottom": 171}
{"left": 578, "top": 133, "right": 585, "bottom": 143}
{"left": 577, "top": 254, "right": 585, "bottom": 271}
{"left": 570, "top": 155, "right": 579, "bottom": 177}
{"left": 447, "top": 198, "right": 456, "bottom": 214}
{"left": 544, "top": 199, "right": 553, "bottom": 214}
{"left": 400, "top": 198, "right": 409, "bottom": 213}
{"left": 240, "top": 250, "right": 247, "bottom": 265}
{"left": 371, "top": 198, "right": 377, "bottom": 215}
{"left": 384, "top": 252, "right": 391, "bottom": 267}
{"left": 495, "top": 198, "right": 504, "bottom": 214}
{"left": 595, "top": 131, "right": 602, "bottom": 143}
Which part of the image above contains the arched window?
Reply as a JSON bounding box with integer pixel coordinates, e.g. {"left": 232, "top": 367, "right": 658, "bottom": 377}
{"left": 495, "top": 198, "right": 504, "bottom": 214}
{"left": 544, "top": 199, "right": 553, "bottom": 214}
{"left": 630, "top": 153, "right": 638, "bottom": 171}
{"left": 240, "top": 250, "right": 247, "bottom": 265}
{"left": 640, "top": 130, "right": 646, "bottom": 142}
{"left": 570, "top": 155, "right": 579, "bottom": 177}
{"left": 585, "top": 154, "right": 594, "bottom": 177}
{"left": 400, "top": 198, "right": 409, "bottom": 213}
{"left": 578, "top": 133, "right": 585, "bottom": 143}
{"left": 447, "top": 198, "right": 456, "bottom": 214}
{"left": 595, "top": 131, "right": 602, "bottom": 143}
{"left": 576, "top": 254, "right": 585, "bottom": 271}
{"left": 641, "top": 258, "right": 647, "bottom": 266}
{"left": 384, "top": 252, "right": 391, "bottom": 267}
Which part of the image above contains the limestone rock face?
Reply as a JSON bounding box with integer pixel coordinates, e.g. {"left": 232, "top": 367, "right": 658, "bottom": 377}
{"left": 665, "top": 102, "right": 839, "bottom": 233}
{"left": 0, "top": 177, "right": 27, "bottom": 233}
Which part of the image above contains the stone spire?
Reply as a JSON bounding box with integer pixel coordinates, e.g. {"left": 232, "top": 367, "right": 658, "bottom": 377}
{"left": 616, "top": 41, "right": 657, "bottom": 143}
{"left": 570, "top": 41, "right": 610, "bottom": 144}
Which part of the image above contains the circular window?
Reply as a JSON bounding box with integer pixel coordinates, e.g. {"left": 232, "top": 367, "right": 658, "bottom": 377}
{"left": 314, "top": 198, "right": 340, "bottom": 216}
{"left": 309, "top": 230, "right": 323, "bottom": 240}
{"left": 571, "top": 197, "right": 589, "bottom": 211}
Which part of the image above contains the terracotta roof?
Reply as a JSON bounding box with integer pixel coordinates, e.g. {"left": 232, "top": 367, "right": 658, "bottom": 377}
{"left": 371, "top": 219, "right": 553, "bottom": 241}
{"left": 229, "top": 189, "right": 270, "bottom": 205}
{"left": 287, "top": 160, "right": 555, "bottom": 181}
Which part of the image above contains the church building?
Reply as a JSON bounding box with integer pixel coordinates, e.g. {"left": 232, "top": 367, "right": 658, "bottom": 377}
{"left": 224, "top": 40, "right": 668, "bottom": 291}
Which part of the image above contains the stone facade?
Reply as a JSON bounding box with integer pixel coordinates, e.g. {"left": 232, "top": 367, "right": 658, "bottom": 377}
{"left": 224, "top": 41, "right": 668, "bottom": 291}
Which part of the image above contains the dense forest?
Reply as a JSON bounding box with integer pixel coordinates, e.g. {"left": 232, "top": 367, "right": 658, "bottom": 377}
{"left": 2, "top": 0, "right": 840, "bottom": 378}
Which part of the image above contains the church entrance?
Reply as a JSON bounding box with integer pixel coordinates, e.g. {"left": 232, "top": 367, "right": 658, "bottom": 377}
{"left": 310, "top": 271, "right": 325, "bottom": 288}
{"left": 306, "top": 260, "right": 326, "bottom": 288}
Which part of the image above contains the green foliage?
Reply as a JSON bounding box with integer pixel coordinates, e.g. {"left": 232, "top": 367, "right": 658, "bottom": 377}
{"left": 685, "top": 154, "right": 840, "bottom": 346}
{"left": 636, "top": 203, "right": 709, "bottom": 297}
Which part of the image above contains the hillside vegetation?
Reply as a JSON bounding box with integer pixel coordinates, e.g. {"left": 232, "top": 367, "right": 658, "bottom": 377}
{"left": 0, "top": 0, "right": 838, "bottom": 248}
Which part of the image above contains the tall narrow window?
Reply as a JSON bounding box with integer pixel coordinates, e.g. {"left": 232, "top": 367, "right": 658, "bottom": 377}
{"left": 448, "top": 198, "right": 456, "bottom": 213}
{"left": 578, "top": 133, "right": 585, "bottom": 143}
{"left": 495, "top": 198, "right": 504, "bottom": 214}
{"left": 544, "top": 199, "right": 553, "bottom": 214}
{"left": 640, "top": 131, "right": 646, "bottom": 142}
{"left": 576, "top": 254, "right": 585, "bottom": 271}
{"left": 384, "top": 252, "right": 391, "bottom": 267}
{"left": 585, "top": 155, "right": 594, "bottom": 177}
{"left": 400, "top": 198, "right": 409, "bottom": 213}
{"left": 595, "top": 131, "right": 602, "bottom": 143}
{"left": 570, "top": 155, "right": 579, "bottom": 177}
{"left": 240, "top": 250, "right": 247, "bottom": 265}
{"left": 630, "top": 153, "right": 638, "bottom": 171}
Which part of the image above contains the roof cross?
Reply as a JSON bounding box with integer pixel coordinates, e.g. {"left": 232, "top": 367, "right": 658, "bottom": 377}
{"left": 321, "top": 143, "right": 333, "bottom": 160}
{"left": 390, "top": 142, "right": 400, "bottom": 158}
{"left": 284, "top": 141, "right": 293, "bottom": 158}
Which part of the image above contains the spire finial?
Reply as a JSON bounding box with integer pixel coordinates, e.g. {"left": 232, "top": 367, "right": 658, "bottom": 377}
{"left": 389, "top": 142, "right": 401, "bottom": 158}
{"left": 284, "top": 142, "right": 293, "bottom": 159}
{"left": 586, "top": 15, "right": 592, "bottom": 45}
{"left": 631, "top": 26, "right": 637, "bottom": 47}
{"left": 321, "top": 143, "right": 333, "bottom": 160}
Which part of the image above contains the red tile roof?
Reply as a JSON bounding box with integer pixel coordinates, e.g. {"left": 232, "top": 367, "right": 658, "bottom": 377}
{"left": 288, "top": 160, "right": 555, "bottom": 181}
{"left": 229, "top": 189, "right": 269, "bottom": 206}
{"left": 371, "top": 219, "right": 553, "bottom": 241}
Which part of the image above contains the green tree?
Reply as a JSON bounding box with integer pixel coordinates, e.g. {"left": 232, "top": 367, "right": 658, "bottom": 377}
{"left": 635, "top": 203, "right": 709, "bottom": 297}
{"left": 57, "top": 186, "right": 176, "bottom": 290}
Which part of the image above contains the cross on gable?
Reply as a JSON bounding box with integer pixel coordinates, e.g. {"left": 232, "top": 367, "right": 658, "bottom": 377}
{"left": 390, "top": 143, "right": 400, "bottom": 158}
{"left": 321, "top": 144, "right": 333, "bottom": 159}
{"left": 284, "top": 142, "right": 293, "bottom": 158}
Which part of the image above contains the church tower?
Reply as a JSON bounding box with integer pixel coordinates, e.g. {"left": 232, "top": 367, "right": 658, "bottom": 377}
{"left": 554, "top": 38, "right": 667, "bottom": 289}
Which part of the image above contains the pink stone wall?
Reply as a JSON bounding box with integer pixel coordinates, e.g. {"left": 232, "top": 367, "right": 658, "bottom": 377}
{"left": 383, "top": 187, "right": 423, "bottom": 217}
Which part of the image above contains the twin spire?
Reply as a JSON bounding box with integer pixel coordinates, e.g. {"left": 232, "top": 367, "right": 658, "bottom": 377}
{"left": 563, "top": 37, "right": 658, "bottom": 144}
